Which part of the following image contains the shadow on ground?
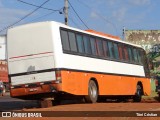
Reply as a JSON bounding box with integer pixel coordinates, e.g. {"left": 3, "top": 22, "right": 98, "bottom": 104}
{"left": 0, "top": 100, "right": 39, "bottom": 111}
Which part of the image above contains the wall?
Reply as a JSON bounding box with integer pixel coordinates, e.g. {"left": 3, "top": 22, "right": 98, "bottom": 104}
{"left": 125, "top": 30, "right": 160, "bottom": 53}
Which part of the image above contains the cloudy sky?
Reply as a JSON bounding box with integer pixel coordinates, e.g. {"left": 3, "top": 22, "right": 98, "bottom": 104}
{"left": 0, "top": 0, "right": 160, "bottom": 38}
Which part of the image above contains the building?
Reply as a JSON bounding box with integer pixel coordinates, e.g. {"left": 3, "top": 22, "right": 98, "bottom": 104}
{"left": 0, "top": 35, "right": 6, "bottom": 60}
{"left": 125, "top": 30, "right": 160, "bottom": 91}
{"left": 0, "top": 35, "right": 8, "bottom": 90}
{"left": 125, "top": 30, "right": 160, "bottom": 53}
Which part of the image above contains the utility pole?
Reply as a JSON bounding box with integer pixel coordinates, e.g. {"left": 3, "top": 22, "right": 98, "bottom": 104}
{"left": 64, "top": 0, "right": 68, "bottom": 25}
{"left": 123, "top": 26, "right": 126, "bottom": 41}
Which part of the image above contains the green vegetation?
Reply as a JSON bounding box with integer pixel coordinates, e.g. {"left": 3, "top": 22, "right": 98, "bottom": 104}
{"left": 147, "top": 51, "right": 160, "bottom": 76}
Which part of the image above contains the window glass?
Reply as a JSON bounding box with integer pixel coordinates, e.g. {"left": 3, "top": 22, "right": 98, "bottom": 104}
{"left": 103, "top": 40, "right": 109, "bottom": 57}
{"left": 123, "top": 46, "right": 129, "bottom": 61}
{"left": 96, "top": 38, "right": 104, "bottom": 57}
{"left": 128, "top": 47, "right": 133, "bottom": 62}
{"left": 133, "top": 48, "right": 138, "bottom": 63}
{"left": 90, "top": 37, "right": 97, "bottom": 56}
{"left": 108, "top": 41, "right": 114, "bottom": 59}
{"left": 61, "top": 30, "right": 70, "bottom": 51}
{"left": 83, "top": 35, "right": 91, "bottom": 54}
{"left": 118, "top": 44, "right": 123, "bottom": 60}
{"left": 113, "top": 43, "right": 119, "bottom": 60}
{"left": 68, "top": 31, "right": 77, "bottom": 52}
{"left": 76, "top": 34, "right": 84, "bottom": 53}
{"left": 137, "top": 49, "right": 142, "bottom": 64}
{"left": 140, "top": 50, "right": 145, "bottom": 64}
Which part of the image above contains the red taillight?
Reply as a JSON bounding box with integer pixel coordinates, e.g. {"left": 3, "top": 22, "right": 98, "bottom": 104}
{"left": 10, "top": 85, "right": 14, "bottom": 89}
{"left": 56, "top": 71, "right": 61, "bottom": 81}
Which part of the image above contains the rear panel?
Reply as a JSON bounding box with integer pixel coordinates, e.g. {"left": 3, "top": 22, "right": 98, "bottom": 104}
{"left": 7, "top": 22, "right": 56, "bottom": 86}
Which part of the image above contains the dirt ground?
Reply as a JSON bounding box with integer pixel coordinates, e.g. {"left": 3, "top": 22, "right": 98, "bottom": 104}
{"left": 0, "top": 92, "right": 160, "bottom": 120}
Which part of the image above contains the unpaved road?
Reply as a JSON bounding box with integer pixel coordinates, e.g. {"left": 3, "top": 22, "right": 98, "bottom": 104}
{"left": 0, "top": 93, "right": 160, "bottom": 120}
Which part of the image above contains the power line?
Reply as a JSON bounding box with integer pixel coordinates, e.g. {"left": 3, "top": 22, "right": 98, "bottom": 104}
{"left": 27, "top": 7, "right": 63, "bottom": 23}
{"left": 17, "top": 0, "right": 60, "bottom": 12}
{"left": 77, "top": 0, "right": 118, "bottom": 35}
{"left": 68, "top": 0, "right": 89, "bottom": 29}
{"left": 68, "top": 15, "right": 82, "bottom": 29}
{"left": 0, "top": 0, "right": 50, "bottom": 33}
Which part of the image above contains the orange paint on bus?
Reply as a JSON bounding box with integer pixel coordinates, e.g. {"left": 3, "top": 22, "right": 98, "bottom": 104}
{"left": 85, "top": 29, "right": 120, "bottom": 40}
{"left": 61, "top": 70, "right": 151, "bottom": 96}
{"left": 10, "top": 70, "right": 150, "bottom": 98}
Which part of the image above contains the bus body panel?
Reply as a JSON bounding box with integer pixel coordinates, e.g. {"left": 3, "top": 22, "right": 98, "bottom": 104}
{"left": 60, "top": 70, "right": 151, "bottom": 96}
{"left": 7, "top": 21, "right": 151, "bottom": 99}
{"left": 7, "top": 22, "right": 56, "bottom": 86}
{"left": 55, "top": 54, "right": 145, "bottom": 77}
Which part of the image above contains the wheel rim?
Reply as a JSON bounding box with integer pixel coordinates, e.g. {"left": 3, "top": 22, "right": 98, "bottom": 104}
{"left": 90, "top": 83, "right": 97, "bottom": 98}
{"left": 137, "top": 85, "right": 141, "bottom": 96}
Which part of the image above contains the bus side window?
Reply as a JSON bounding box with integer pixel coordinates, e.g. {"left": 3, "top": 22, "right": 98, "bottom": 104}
{"left": 108, "top": 41, "right": 114, "bottom": 59}
{"left": 133, "top": 48, "right": 138, "bottom": 63}
{"left": 76, "top": 34, "right": 84, "bottom": 53}
{"left": 83, "top": 35, "right": 92, "bottom": 54}
{"left": 103, "top": 40, "right": 109, "bottom": 57}
{"left": 137, "top": 49, "right": 142, "bottom": 64}
{"left": 118, "top": 44, "right": 123, "bottom": 60}
{"left": 113, "top": 43, "right": 119, "bottom": 60}
{"left": 90, "top": 37, "right": 98, "bottom": 56}
{"left": 68, "top": 31, "right": 77, "bottom": 52}
{"left": 128, "top": 47, "right": 133, "bottom": 62}
{"left": 96, "top": 38, "right": 104, "bottom": 57}
{"left": 123, "top": 46, "right": 129, "bottom": 61}
{"left": 61, "top": 30, "right": 70, "bottom": 51}
{"left": 140, "top": 50, "right": 145, "bottom": 64}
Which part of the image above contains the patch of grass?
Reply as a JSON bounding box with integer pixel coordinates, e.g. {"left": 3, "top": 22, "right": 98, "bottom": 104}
{"left": 142, "top": 91, "right": 159, "bottom": 101}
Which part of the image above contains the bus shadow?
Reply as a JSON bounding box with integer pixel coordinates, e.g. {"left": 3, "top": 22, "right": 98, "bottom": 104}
{"left": 0, "top": 100, "right": 39, "bottom": 111}
{"left": 56, "top": 98, "right": 131, "bottom": 107}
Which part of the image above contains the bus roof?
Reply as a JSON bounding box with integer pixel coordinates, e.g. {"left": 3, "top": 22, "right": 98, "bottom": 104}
{"left": 85, "top": 29, "right": 120, "bottom": 40}
{"left": 9, "top": 21, "right": 142, "bottom": 49}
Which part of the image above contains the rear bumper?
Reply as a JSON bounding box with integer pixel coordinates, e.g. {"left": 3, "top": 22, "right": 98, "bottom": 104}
{"left": 10, "top": 83, "right": 62, "bottom": 98}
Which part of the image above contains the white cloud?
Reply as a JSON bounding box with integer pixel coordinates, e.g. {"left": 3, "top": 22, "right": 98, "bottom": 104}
{"left": 0, "top": 1, "right": 29, "bottom": 34}
{"left": 108, "top": 0, "right": 121, "bottom": 6}
{"left": 112, "top": 7, "right": 127, "bottom": 22}
{"left": 0, "top": 1, "right": 3, "bottom": 7}
{"left": 90, "top": 11, "right": 98, "bottom": 18}
{"left": 129, "top": 0, "right": 150, "bottom": 6}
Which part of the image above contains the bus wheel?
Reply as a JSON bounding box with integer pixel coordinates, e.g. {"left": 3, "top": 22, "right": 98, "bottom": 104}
{"left": 133, "top": 85, "right": 142, "bottom": 102}
{"left": 85, "top": 80, "right": 98, "bottom": 103}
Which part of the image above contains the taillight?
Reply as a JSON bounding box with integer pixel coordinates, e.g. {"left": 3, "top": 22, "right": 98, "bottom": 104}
{"left": 55, "top": 71, "right": 61, "bottom": 82}
{"left": 10, "top": 85, "right": 14, "bottom": 89}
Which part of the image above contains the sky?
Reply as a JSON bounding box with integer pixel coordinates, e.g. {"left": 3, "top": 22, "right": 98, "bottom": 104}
{"left": 0, "top": 0, "right": 160, "bottom": 38}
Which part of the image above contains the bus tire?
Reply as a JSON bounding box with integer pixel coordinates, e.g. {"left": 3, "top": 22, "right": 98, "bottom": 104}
{"left": 85, "top": 80, "right": 98, "bottom": 103}
{"left": 133, "top": 85, "right": 142, "bottom": 102}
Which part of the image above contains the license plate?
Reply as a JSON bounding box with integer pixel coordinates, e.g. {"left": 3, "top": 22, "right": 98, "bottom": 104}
{"left": 29, "top": 88, "right": 37, "bottom": 92}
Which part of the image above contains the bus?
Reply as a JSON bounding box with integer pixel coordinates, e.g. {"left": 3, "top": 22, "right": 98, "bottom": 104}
{"left": 7, "top": 21, "right": 151, "bottom": 106}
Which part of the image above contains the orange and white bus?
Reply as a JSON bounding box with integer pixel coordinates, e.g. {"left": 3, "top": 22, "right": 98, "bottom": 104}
{"left": 7, "top": 21, "right": 150, "bottom": 105}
